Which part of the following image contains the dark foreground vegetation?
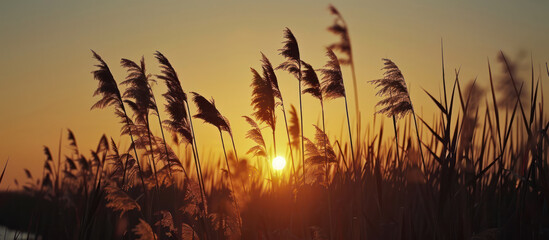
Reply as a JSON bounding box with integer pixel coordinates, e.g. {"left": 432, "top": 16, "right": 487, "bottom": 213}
{"left": 1, "top": 4, "right": 548, "bottom": 240}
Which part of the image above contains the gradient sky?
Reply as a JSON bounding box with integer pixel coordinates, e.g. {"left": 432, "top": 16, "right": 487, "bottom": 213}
{"left": 1, "top": 0, "right": 548, "bottom": 187}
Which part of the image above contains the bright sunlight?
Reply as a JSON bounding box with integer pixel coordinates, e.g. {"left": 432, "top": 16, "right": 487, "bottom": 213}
{"left": 272, "top": 156, "right": 286, "bottom": 171}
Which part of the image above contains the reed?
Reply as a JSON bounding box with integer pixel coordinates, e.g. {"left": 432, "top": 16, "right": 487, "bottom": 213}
{"left": 277, "top": 28, "right": 306, "bottom": 184}
{"left": 318, "top": 48, "right": 356, "bottom": 172}
{"left": 4, "top": 9, "right": 549, "bottom": 240}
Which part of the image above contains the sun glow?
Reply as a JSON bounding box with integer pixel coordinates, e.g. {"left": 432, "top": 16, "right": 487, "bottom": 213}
{"left": 272, "top": 156, "right": 286, "bottom": 171}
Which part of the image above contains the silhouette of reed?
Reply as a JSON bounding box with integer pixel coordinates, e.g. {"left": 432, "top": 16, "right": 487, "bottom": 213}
{"left": 2, "top": 5, "right": 549, "bottom": 240}
{"left": 288, "top": 104, "right": 301, "bottom": 152}
{"left": 242, "top": 116, "right": 267, "bottom": 160}
{"left": 370, "top": 58, "right": 412, "bottom": 168}
{"left": 191, "top": 92, "right": 242, "bottom": 231}
{"left": 277, "top": 28, "right": 306, "bottom": 184}
{"left": 90, "top": 51, "right": 147, "bottom": 192}
{"left": 301, "top": 60, "right": 334, "bottom": 237}
{"left": 370, "top": 58, "right": 427, "bottom": 173}
{"left": 260, "top": 53, "right": 298, "bottom": 184}
{"left": 319, "top": 49, "right": 356, "bottom": 172}
{"left": 120, "top": 57, "right": 163, "bottom": 190}
{"left": 327, "top": 4, "right": 360, "bottom": 119}
{"left": 250, "top": 62, "right": 276, "bottom": 154}
{"left": 155, "top": 51, "right": 208, "bottom": 220}
{"left": 301, "top": 60, "right": 327, "bottom": 177}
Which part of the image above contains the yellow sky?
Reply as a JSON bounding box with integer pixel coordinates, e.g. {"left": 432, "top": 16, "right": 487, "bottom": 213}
{"left": 1, "top": 0, "right": 548, "bottom": 187}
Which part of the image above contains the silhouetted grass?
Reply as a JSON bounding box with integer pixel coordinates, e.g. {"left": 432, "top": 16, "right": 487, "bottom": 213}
{"left": 0, "top": 4, "right": 548, "bottom": 240}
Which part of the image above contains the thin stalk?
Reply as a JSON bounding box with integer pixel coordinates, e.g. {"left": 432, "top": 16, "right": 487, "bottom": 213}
{"left": 280, "top": 102, "right": 297, "bottom": 234}
{"left": 350, "top": 54, "right": 360, "bottom": 117}
{"left": 298, "top": 62, "right": 305, "bottom": 185}
{"left": 392, "top": 116, "right": 400, "bottom": 168}
{"left": 229, "top": 133, "right": 240, "bottom": 164}
{"left": 153, "top": 104, "right": 188, "bottom": 181}
{"left": 321, "top": 101, "right": 333, "bottom": 240}
{"left": 271, "top": 129, "right": 278, "bottom": 190}
{"left": 152, "top": 96, "right": 198, "bottom": 234}
{"left": 272, "top": 130, "right": 277, "bottom": 156}
{"left": 187, "top": 140, "right": 209, "bottom": 239}
{"left": 340, "top": 14, "right": 360, "bottom": 117}
{"left": 334, "top": 140, "right": 349, "bottom": 172}
{"left": 441, "top": 39, "right": 448, "bottom": 109}
{"left": 185, "top": 100, "right": 207, "bottom": 209}
{"left": 124, "top": 114, "right": 147, "bottom": 194}
{"left": 186, "top": 144, "right": 207, "bottom": 217}
{"left": 218, "top": 129, "right": 242, "bottom": 229}
{"left": 411, "top": 109, "right": 427, "bottom": 172}
{"left": 343, "top": 95, "right": 356, "bottom": 173}
{"left": 188, "top": 141, "right": 206, "bottom": 211}
{"left": 121, "top": 112, "right": 149, "bottom": 221}
{"left": 184, "top": 101, "right": 209, "bottom": 240}
{"left": 280, "top": 103, "right": 297, "bottom": 184}
{"left": 145, "top": 115, "right": 160, "bottom": 190}
{"left": 229, "top": 132, "right": 248, "bottom": 194}
{"left": 321, "top": 101, "right": 328, "bottom": 183}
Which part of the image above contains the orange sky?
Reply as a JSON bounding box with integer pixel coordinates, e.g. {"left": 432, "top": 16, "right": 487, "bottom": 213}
{"left": 1, "top": 0, "right": 548, "bottom": 188}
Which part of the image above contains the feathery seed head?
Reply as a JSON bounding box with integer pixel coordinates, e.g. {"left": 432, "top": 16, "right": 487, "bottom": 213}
{"left": 319, "top": 49, "right": 346, "bottom": 100}
{"left": 277, "top": 28, "right": 301, "bottom": 80}
{"left": 369, "top": 58, "right": 413, "bottom": 118}
{"left": 301, "top": 60, "right": 322, "bottom": 101}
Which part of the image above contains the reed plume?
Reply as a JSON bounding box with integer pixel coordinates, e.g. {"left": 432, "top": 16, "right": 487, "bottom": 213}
{"left": 90, "top": 50, "right": 146, "bottom": 191}
{"left": 301, "top": 61, "right": 322, "bottom": 100}
{"left": 302, "top": 60, "right": 334, "bottom": 235}
{"left": 155, "top": 52, "right": 193, "bottom": 144}
{"left": 301, "top": 61, "right": 326, "bottom": 155}
{"left": 327, "top": 4, "right": 360, "bottom": 120}
{"left": 104, "top": 184, "right": 141, "bottom": 217}
{"left": 327, "top": 5, "right": 351, "bottom": 65}
{"left": 369, "top": 59, "right": 413, "bottom": 118}
{"left": 250, "top": 67, "right": 276, "bottom": 138}
{"left": 250, "top": 68, "right": 276, "bottom": 159}
{"left": 120, "top": 57, "right": 162, "bottom": 189}
{"left": 304, "top": 125, "right": 336, "bottom": 185}
{"left": 155, "top": 51, "right": 206, "bottom": 213}
{"left": 191, "top": 93, "right": 230, "bottom": 132}
{"left": 132, "top": 218, "right": 157, "bottom": 240}
{"left": 107, "top": 138, "right": 135, "bottom": 186}
{"left": 251, "top": 54, "right": 278, "bottom": 184}
{"left": 369, "top": 58, "right": 412, "bottom": 167}
{"left": 496, "top": 52, "right": 527, "bottom": 109}
{"left": 247, "top": 63, "right": 279, "bottom": 180}
{"left": 459, "top": 80, "right": 484, "bottom": 157}
{"left": 370, "top": 58, "right": 426, "bottom": 170}
{"left": 289, "top": 104, "right": 300, "bottom": 151}
{"left": 120, "top": 57, "right": 156, "bottom": 124}
{"left": 319, "top": 48, "right": 355, "bottom": 169}
{"left": 191, "top": 92, "right": 241, "bottom": 228}
{"left": 277, "top": 27, "right": 305, "bottom": 183}
{"left": 302, "top": 60, "right": 330, "bottom": 178}
{"left": 259, "top": 53, "right": 297, "bottom": 181}
{"left": 243, "top": 116, "right": 267, "bottom": 159}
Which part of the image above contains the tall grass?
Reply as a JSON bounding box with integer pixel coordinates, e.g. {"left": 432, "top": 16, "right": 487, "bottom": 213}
{"left": 1, "top": 5, "right": 548, "bottom": 240}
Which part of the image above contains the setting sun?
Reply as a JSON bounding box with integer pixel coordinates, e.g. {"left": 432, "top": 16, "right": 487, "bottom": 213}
{"left": 272, "top": 156, "right": 286, "bottom": 171}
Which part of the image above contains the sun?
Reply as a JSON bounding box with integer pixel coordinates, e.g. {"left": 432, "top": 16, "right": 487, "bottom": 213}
{"left": 272, "top": 156, "right": 286, "bottom": 171}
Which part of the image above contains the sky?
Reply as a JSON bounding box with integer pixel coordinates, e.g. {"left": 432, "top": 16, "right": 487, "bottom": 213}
{"left": 0, "top": 0, "right": 548, "bottom": 187}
